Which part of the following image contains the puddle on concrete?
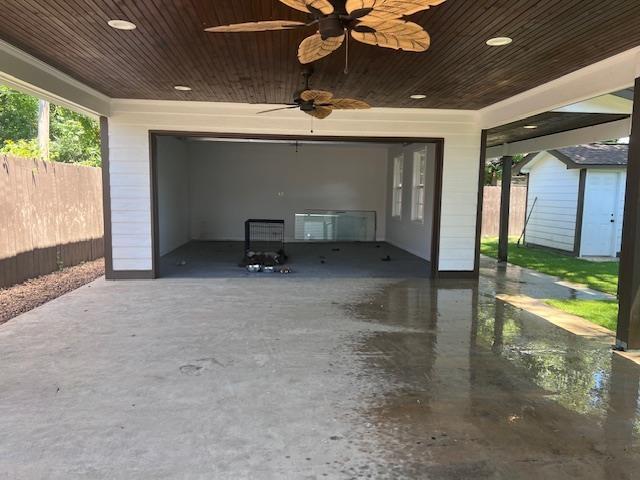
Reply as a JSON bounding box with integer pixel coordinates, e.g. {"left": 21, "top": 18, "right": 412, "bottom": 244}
{"left": 336, "top": 278, "right": 640, "bottom": 479}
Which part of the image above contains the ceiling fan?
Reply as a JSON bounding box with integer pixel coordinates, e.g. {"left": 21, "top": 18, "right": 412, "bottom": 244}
{"left": 205, "top": 0, "right": 446, "bottom": 65}
{"left": 257, "top": 68, "right": 370, "bottom": 119}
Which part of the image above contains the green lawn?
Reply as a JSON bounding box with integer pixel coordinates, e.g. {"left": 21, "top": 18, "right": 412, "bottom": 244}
{"left": 481, "top": 237, "right": 620, "bottom": 331}
{"left": 546, "top": 299, "right": 619, "bottom": 332}
{"left": 481, "top": 238, "right": 619, "bottom": 296}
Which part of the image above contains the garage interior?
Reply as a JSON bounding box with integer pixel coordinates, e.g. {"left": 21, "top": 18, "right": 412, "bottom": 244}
{"left": 154, "top": 135, "right": 440, "bottom": 278}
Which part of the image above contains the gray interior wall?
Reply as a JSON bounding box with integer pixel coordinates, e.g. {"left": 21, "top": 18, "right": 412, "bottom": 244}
{"left": 157, "top": 137, "right": 190, "bottom": 256}
{"left": 385, "top": 143, "right": 436, "bottom": 261}
{"left": 186, "top": 141, "right": 389, "bottom": 242}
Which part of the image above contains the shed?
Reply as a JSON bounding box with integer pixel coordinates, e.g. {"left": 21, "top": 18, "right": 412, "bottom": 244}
{"left": 518, "top": 144, "right": 628, "bottom": 257}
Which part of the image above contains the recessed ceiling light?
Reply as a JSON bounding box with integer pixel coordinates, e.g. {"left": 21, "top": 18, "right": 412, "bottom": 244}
{"left": 486, "top": 37, "right": 513, "bottom": 47}
{"left": 523, "top": 125, "right": 538, "bottom": 129}
{"left": 174, "top": 85, "right": 192, "bottom": 91}
{"left": 108, "top": 19, "right": 137, "bottom": 31}
{"left": 410, "top": 94, "right": 427, "bottom": 100}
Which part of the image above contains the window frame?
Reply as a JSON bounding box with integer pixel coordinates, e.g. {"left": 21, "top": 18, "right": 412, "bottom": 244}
{"left": 392, "top": 155, "right": 404, "bottom": 218}
{"left": 411, "top": 149, "right": 427, "bottom": 223}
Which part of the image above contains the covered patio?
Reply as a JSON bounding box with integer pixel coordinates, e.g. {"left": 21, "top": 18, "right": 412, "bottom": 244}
{"left": 2, "top": 0, "right": 640, "bottom": 477}
{"left": 1, "top": 268, "right": 639, "bottom": 478}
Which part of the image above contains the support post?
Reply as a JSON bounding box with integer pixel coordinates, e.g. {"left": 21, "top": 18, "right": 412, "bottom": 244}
{"left": 616, "top": 77, "right": 640, "bottom": 351}
{"left": 498, "top": 156, "right": 513, "bottom": 263}
{"left": 473, "top": 130, "right": 488, "bottom": 275}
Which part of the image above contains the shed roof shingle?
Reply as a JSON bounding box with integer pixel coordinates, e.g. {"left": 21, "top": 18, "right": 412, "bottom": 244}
{"left": 552, "top": 143, "right": 629, "bottom": 167}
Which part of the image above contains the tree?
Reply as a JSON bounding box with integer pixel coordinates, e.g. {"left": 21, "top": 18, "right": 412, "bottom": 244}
{"left": 0, "top": 139, "right": 41, "bottom": 158}
{"left": 50, "top": 105, "right": 101, "bottom": 166}
{"left": 0, "top": 85, "right": 38, "bottom": 142}
{"left": 0, "top": 86, "right": 100, "bottom": 166}
{"left": 485, "top": 154, "right": 526, "bottom": 186}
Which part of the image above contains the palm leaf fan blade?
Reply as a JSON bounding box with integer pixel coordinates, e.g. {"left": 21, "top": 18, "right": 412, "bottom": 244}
{"left": 205, "top": 20, "right": 306, "bottom": 33}
{"left": 328, "top": 99, "right": 371, "bottom": 110}
{"left": 305, "top": 106, "right": 333, "bottom": 119}
{"left": 300, "top": 90, "right": 334, "bottom": 103}
{"left": 298, "top": 33, "right": 345, "bottom": 64}
{"left": 279, "top": 0, "right": 334, "bottom": 14}
{"left": 352, "top": 19, "right": 430, "bottom": 51}
{"left": 346, "top": 0, "right": 447, "bottom": 21}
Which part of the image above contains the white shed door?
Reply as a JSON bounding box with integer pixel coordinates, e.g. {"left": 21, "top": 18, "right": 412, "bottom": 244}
{"left": 581, "top": 171, "right": 624, "bottom": 257}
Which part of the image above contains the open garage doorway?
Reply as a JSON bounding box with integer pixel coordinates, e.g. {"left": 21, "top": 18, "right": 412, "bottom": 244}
{"left": 150, "top": 133, "right": 443, "bottom": 278}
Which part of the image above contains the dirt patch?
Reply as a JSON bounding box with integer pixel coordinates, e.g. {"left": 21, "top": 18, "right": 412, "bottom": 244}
{"left": 0, "top": 259, "right": 105, "bottom": 326}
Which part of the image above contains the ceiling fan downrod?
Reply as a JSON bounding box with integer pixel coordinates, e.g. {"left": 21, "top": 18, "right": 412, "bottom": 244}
{"left": 344, "top": 28, "right": 349, "bottom": 75}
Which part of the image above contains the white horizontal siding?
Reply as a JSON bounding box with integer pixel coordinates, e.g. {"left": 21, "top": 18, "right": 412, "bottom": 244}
{"left": 108, "top": 121, "right": 152, "bottom": 271}
{"left": 112, "top": 234, "right": 151, "bottom": 248}
{"left": 108, "top": 101, "right": 482, "bottom": 273}
{"left": 113, "top": 258, "right": 153, "bottom": 270}
{"left": 111, "top": 221, "right": 152, "bottom": 236}
{"left": 111, "top": 198, "right": 151, "bottom": 211}
{"left": 525, "top": 152, "right": 580, "bottom": 252}
{"left": 110, "top": 185, "right": 150, "bottom": 199}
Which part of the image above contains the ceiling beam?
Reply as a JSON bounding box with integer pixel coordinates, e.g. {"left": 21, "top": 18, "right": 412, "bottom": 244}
{"left": 0, "top": 40, "right": 110, "bottom": 117}
{"left": 486, "top": 118, "right": 631, "bottom": 158}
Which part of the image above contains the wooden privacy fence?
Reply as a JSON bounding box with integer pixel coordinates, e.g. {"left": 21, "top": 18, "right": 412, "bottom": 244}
{"left": 0, "top": 155, "right": 103, "bottom": 288}
{"left": 482, "top": 185, "right": 527, "bottom": 238}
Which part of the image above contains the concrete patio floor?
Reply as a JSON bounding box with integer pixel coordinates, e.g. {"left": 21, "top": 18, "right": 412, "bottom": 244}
{"left": 1, "top": 261, "right": 639, "bottom": 479}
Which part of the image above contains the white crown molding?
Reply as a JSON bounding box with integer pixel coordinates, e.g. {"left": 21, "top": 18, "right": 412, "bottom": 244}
{"left": 0, "top": 39, "right": 110, "bottom": 117}
{"left": 480, "top": 46, "right": 640, "bottom": 130}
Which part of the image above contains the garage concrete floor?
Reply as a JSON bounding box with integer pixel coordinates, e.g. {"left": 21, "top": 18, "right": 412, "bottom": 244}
{"left": 0, "top": 260, "right": 639, "bottom": 479}
{"left": 160, "top": 241, "right": 432, "bottom": 279}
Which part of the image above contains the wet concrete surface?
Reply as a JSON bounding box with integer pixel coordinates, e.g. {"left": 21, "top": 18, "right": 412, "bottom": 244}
{"left": 480, "top": 256, "right": 614, "bottom": 300}
{"left": 0, "top": 262, "right": 638, "bottom": 478}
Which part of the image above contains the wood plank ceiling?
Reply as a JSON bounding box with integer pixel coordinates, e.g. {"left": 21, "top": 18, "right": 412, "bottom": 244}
{"left": 2, "top": 0, "right": 640, "bottom": 108}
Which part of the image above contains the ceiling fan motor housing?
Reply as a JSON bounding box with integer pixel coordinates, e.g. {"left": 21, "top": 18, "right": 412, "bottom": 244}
{"left": 299, "top": 101, "right": 316, "bottom": 112}
{"left": 319, "top": 16, "right": 345, "bottom": 39}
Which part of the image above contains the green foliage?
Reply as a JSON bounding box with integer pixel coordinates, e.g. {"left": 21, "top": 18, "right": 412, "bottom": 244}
{"left": 0, "top": 86, "right": 38, "bottom": 142}
{"left": 481, "top": 237, "right": 619, "bottom": 295}
{"left": 485, "top": 153, "right": 526, "bottom": 185}
{"left": 0, "top": 86, "right": 100, "bottom": 166}
{"left": 546, "top": 299, "right": 618, "bottom": 331}
{"left": 0, "top": 138, "right": 41, "bottom": 159}
{"left": 50, "top": 105, "right": 101, "bottom": 166}
{"left": 482, "top": 237, "right": 620, "bottom": 331}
